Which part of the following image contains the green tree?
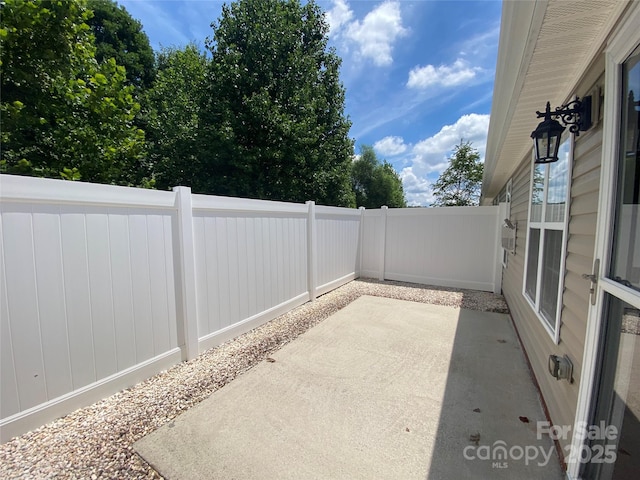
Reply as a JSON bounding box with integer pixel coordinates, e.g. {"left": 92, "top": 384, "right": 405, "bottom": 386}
{"left": 145, "top": 45, "right": 209, "bottom": 190}
{"left": 431, "top": 140, "right": 483, "bottom": 206}
{"left": 351, "top": 145, "right": 406, "bottom": 208}
{"left": 198, "top": 0, "right": 355, "bottom": 206}
{"left": 1, "top": 0, "right": 147, "bottom": 185}
{"left": 86, "top": 0, "right": 156, "bottom": 90}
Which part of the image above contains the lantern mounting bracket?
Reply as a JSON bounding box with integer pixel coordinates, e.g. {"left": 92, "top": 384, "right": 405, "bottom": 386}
{"left": 531, "top": 96, "right": 592, "bottom": 164}
{"left": 535, "top": 96, "right": 592, "bottom": 136}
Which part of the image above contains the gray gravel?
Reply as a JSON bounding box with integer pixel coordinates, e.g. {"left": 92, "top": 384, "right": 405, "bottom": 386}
{"left": 0, "top": 279, "right": 508, "bottom": 479}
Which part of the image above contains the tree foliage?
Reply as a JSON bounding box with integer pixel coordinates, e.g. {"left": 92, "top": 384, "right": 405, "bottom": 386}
{"left": 145, "top": 45, "right": 209, "bottom": 190}
{"left": 0, "top": 0, "right": 384, "bottom": 206}
{"left": 431, "top": 140, "right": 483, "bottom": 207}
{"left": 198, "top": 0, "right": 355, "bottom": 206}
{"left": 86, "top": 0, "right": 155, "bottom": 90}
{"left": 0, "top": 0, "right": 147, "bottom": 185}
{"left": 351, "top": 145, "right": 406, "bottom": 208}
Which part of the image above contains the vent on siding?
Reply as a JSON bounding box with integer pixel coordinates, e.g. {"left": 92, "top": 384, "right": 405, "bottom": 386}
{"left": 502, "top": 219, "right": 516, "bottom": 254}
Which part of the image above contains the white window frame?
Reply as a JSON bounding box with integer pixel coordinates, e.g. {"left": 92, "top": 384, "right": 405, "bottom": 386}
{"left": 522, "top": 136, "right": 573, "bottom": 343}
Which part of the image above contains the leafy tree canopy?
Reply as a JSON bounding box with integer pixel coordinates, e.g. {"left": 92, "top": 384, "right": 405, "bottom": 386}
{"left": 431, "top": 140, "right": 483, "bottom": 207}
{"left": 351, "top": 145, "right": 406, "bottom": 208}
{"left": 145, "top": 45, "right": 209, "bottom": 190}
{"left": 1, "top": 0, "right": 147, "bottom": 185}
{"left": 198, "top": 0, "right": 355, "bottom": 207}
{"left": 86, "top": 0, "right": 155, "bottom": 90}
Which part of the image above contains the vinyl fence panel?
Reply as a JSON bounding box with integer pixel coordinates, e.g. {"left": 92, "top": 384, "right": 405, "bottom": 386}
{"left": 314, "top": 206, "right": 362, "bottom": 296}
{"left": 361, "top": 206, "right": 501, "bottom": 292}
{"left": 191, "top": 195, "right": 309, "bottom": 351}
{"left": 1, "top": 174, "right": 502, "bottom": 442}
{"left": 360, "top": 209, "right": 386, "bottom": 279}
{"left": 1, "top": 177, "right": 180, "bottom": 441}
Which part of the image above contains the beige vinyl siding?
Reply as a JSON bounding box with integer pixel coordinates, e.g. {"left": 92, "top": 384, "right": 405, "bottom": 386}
{"left": 563, "top": 123, "right": 603, "bottom": 380}
{"left": 500, "top": 120, "right": 602, "bottom": 453}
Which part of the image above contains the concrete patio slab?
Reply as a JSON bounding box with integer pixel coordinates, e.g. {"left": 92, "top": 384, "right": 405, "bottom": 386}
{"left": 134, "top": 295, "right": 564, "bottom": 479}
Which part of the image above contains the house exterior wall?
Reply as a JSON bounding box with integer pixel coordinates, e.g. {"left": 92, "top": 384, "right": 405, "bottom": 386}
{"left": 496, "top": 67, "right": 605, "bottom": 454}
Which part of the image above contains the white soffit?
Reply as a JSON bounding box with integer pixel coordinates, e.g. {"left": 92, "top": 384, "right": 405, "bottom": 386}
{"left": 482, "top": 0, "right": 629, "bottom": 202}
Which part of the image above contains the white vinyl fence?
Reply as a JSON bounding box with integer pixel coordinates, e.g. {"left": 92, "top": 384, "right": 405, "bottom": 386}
{"left": 0, "top": 174, "right": 501, "bottom": 441}
{"left": 0, "top": 175, "right": 361, "bottom": 441}
{"left": 360, "top": 206, "right": 502, "bottom": 293}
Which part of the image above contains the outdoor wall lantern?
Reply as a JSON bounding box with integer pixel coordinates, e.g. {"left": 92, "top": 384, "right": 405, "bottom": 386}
{"left": 531, "top": 96, "right": 592, "bottom": 164}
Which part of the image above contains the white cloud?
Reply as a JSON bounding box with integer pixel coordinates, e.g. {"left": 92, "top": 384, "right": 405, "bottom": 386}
{"left": 407, "top": 59, "right": 479, "bottom": 89}
{"left": 400, "top": 167, "right": 434, "bottom": 206}
{"left": 458, "top": 24, "right": 500, "bottom": 61}
{"left": 373, "top": 136, "right": 408, "bottom": 156}
{"left": 329, "top": 0, "right": 408, "bottom": 67}
{"left": 325, "top": 0, "right": 354, "bottom": 36}
{"left": 411, "top": 113, "right": 490, "bottom": 176}
{"left": 393, "top": 114, "right": 489, "bottom": 206}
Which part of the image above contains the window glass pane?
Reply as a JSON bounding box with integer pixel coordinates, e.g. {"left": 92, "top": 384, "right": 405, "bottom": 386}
{"left": 548, "top": 135, "right": 558, "bottom": 160}
{"left": 583, "top": 295, "right": 640, "bottom": 479}
{"left": 610, "top": 45, "right": 640, "bottom": 292}
{"left": 531, "top": 164, "right": 544, "bottom": 222}
{"left": 546, "top": 140, "right": 569, "bottom": 223}
{"left": 525, "top": 228, "right": 540, "bottom": 300}
{"left": 527, "top": 134, "right": 570, "bottom": 334}
{"left": 540, "top": 229, "right": 563, "bottom": 324}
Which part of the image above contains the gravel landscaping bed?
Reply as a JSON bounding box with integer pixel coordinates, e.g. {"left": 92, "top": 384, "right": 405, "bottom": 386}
{"left": 0, "top": 279, "right": 508, "bottom": 479}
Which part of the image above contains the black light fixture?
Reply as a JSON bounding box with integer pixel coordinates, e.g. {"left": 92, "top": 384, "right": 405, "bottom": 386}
{"left": 531, "top": 96, "right": 592, "bottom": 164}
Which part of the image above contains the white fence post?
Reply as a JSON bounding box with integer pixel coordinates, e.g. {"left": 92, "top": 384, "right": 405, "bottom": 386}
{"left": 173, "top": 186, "right": 199, "bottom": 360}
{"left": 379, "top": 206, "right": 388, "bottom": 281}
{"left": 358, "top": 207, "right": 365, "bottom": 277}
{"left": 0, "top": 174, "right": 369, "bottom": 441}
{"left": 306, "top": 200, "right": 317, "bottom": 301}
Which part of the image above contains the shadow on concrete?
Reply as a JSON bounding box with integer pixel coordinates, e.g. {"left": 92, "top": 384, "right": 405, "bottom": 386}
{"left": 424, "top": 307, "right": 564, "bottom": 479}
{"left": 134, "top": 290, "right": 563, "bottom": 479}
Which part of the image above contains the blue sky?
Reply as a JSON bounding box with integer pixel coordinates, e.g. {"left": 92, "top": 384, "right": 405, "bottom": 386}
{"left": 119, "top": 0, "right": 502, "bottom": 205}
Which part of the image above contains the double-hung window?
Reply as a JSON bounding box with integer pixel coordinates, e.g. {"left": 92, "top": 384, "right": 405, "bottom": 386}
{"left": 523, "top": 137, "right": 571, "bottom": 341}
